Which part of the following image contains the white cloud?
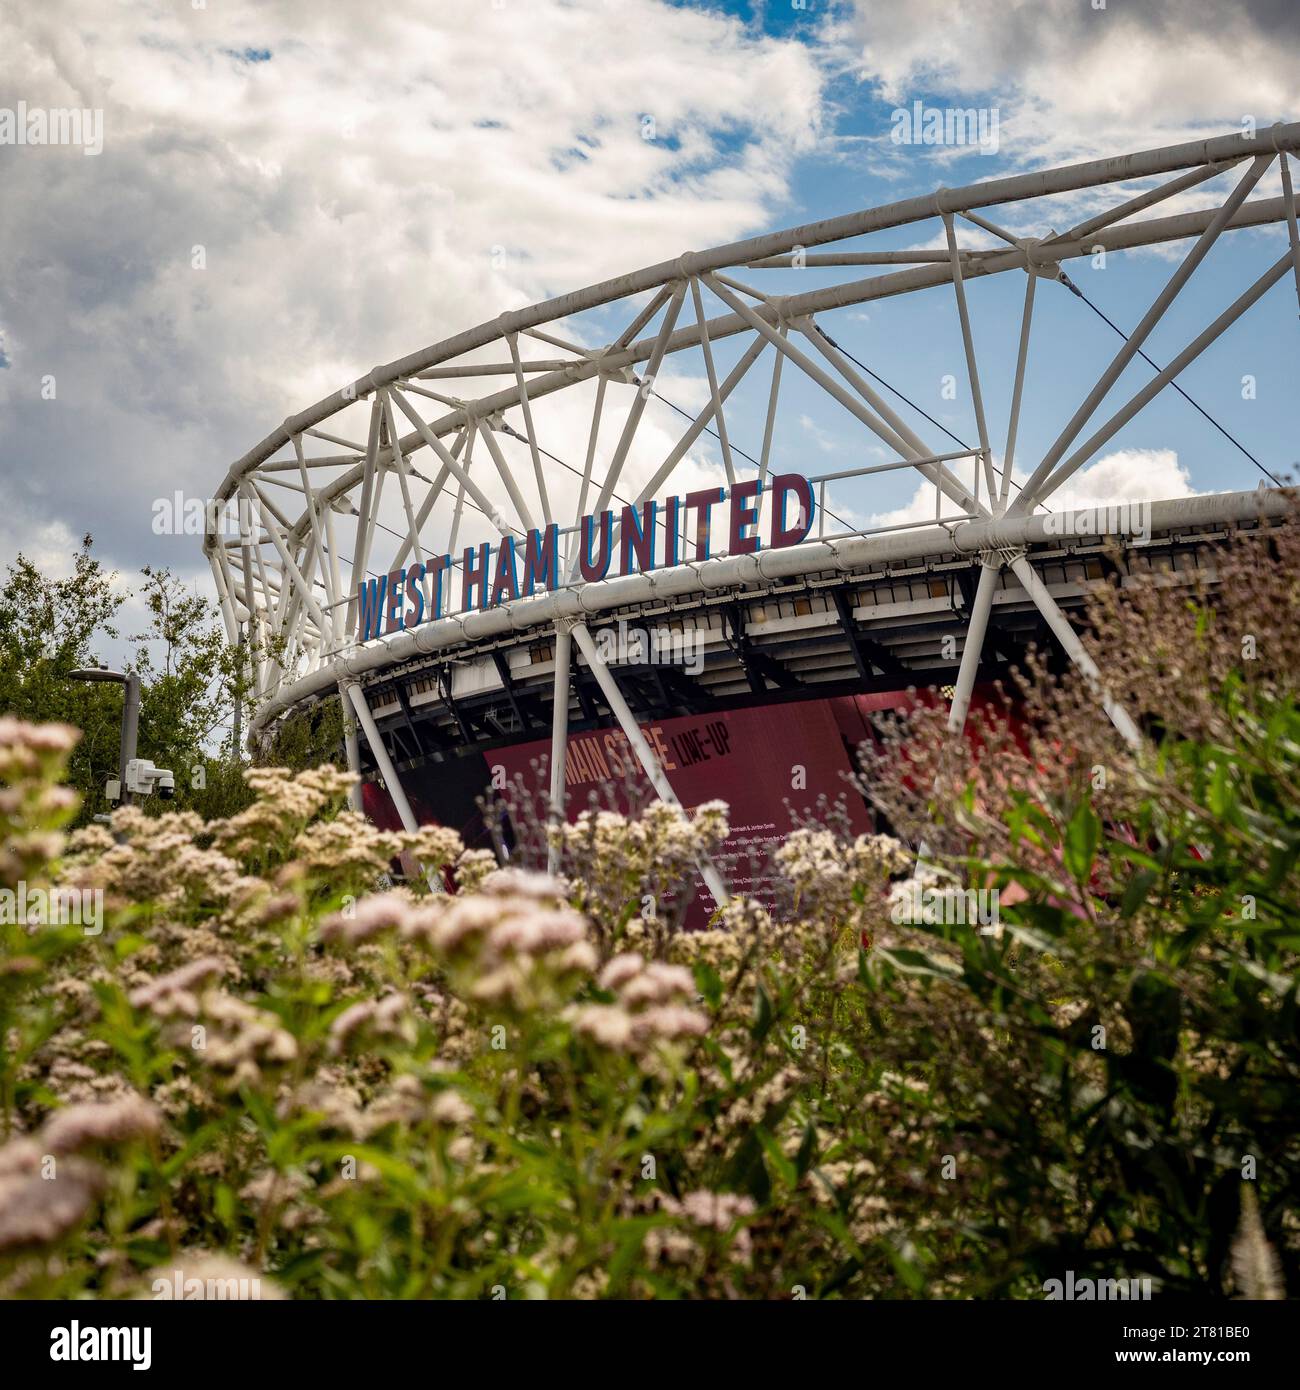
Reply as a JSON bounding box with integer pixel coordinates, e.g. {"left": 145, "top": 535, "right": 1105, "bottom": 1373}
{"left": 798, "top": 413, "right": 839, "bottom": 454}
{"left": 825, "top": 0, "right": 1300, "bottom": 249}
{"left": 0, "top": 507, "right": 85, "bottom": 580}
{"left": 1043, "top": 446, "right": 1201, "bottom": 511}
{"left": 831, "top": 0, "right": 1298, "bottom": 170}
{"left": 0, "top": 0, "right": 824, "bottom": 578}
{"left": 860, "top": 446, "right": 1200, "bottom": 532}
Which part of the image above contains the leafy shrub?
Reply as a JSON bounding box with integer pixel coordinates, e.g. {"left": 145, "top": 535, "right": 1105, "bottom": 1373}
{"left": 0, "top": 517, "right": 1296, "bottom": 1299}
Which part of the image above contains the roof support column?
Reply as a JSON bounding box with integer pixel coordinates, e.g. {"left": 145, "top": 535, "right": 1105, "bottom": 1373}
{"left": 340, "top": 680, "right": 364, "bottom": 814}
{"left": 947, "top": 558, "right": 1001, "bottom": 735}
{"left": 1007, "top": 555, "right": 1143, "bottom": 750}
{"left": 570, "top": 621, "right": 731, "bottom": 912}
{"left": 548, "top": 619, "right": 574, "bottom": 876}
{"left": 342, "top": 679, "right": 419, "bottom": 832}
{"left": 342, "top": 678, "right": 446, "bottom": 893}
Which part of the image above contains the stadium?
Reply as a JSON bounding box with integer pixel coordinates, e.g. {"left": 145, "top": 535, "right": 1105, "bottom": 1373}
{"left": 203, "top": 123, "right": 1300, "bottom": 915}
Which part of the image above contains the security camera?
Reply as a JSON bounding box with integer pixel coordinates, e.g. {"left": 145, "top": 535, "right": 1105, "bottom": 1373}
{"left": 125, "top": 759, "right": 177, "bottom": 799}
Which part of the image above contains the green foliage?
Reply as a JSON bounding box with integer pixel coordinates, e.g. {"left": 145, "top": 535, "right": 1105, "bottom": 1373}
{"left": 0, "top": 539, "right": 128, "bottom": 812}
{"left": 0, "top": 540, "right": 254, "bottom": 823}
{"left": 265, "top": 696, "right": 347, "bottom": 773}
{"left": 0, "top": 523, "right": 1296, "bottom": 1300}
{"left": 856, "top": 699, "right": 1300, "bottom": 1297}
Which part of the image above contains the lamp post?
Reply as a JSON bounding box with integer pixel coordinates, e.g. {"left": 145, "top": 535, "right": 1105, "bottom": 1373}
{"left": 68, "top": 668, "right": 141, "bottom": 806}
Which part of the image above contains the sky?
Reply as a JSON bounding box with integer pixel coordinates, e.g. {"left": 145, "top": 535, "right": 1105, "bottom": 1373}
{"left": 1, "top": 0, "right": 1297, "bottom": 665}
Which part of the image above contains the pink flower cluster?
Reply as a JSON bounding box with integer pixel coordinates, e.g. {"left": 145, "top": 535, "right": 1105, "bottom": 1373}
{"left": 568, "top": 953, "right": 708, "bottom": 1054}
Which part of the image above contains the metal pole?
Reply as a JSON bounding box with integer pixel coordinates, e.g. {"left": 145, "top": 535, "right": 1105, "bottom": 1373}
{"left": 343, "top": 679, "right": 445, "bottom": 893}
{"left": 1008, "top": 555, "right": 1143, "bottom": 750}
{"left": 476, "top": 418, "right": 539, "bottom": 534}
{"left": 231, "top": 625, "right": 244, "bottom": 756}
{"left": 120, "top": 672, "right": 140, "bottom": 805}
{"left": 343, "top": 680, "right": 420, "bottom": 833}
{"left": 1276, "top": 153, "right": 1300, "bottom": 314}
{"left": 547, "top": 622, "right": 574, "bottom": 875}
{"left": 690, "top": 277, "right": 736, "bottom": 486}
{"left": 941, "top": 213, "right": 996, "bottom": 502}
{"left": 1000, "top": 270, "right": 1036, "bottom": 511}
{"left": 947, "top": 561, "right": 999, "bottom": 735}
{"left": 340, "top": 680, "right": 364, "bottom": 814}
{"left": 507, "top": 333, "right": 553, "bottom": 527}
{"left": 570, "top": 622, "right": 731, "bottom": 910}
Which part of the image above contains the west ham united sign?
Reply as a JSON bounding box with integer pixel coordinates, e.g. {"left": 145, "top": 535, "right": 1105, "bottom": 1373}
{"left": 355, "top": 472, "right": 816, "bottom": 642}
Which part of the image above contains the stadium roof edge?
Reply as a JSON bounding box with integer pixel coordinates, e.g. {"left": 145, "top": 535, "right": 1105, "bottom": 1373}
{"left": 247, "top": 485, "right": 1291, "bottom": 735}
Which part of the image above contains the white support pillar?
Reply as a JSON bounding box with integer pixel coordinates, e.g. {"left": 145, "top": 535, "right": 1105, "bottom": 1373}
{"left": 689, "top": 277, "right": 737, "bottom": 486}
{"left": 1008, "top": 555, "right": 1143, "bottom": 750}
{"left": 343, "top": 680, "right": 420, "bottom": 832}
{"left": 947, "top": 559, "right": 1000, "bottom": 735}
{"left": 1277, "top": 153, "right": 1300, "bottom": 315}
{"left": 343, "top": 678, "right": 446, "bottom": 893}
{"left": 941, "top": 212, "right": 996, "bottom": 502}
{"left": 570, "top": 622, "right": 731, "bottom": 911}
{"left": 548, "top": 621, "right": 574, "bottom": 875}
{"left": 340, "top": 681, "right": 364, "bottom": 814}
{"left": 1000, "top": 270, "right": 1036, "bottom": 512}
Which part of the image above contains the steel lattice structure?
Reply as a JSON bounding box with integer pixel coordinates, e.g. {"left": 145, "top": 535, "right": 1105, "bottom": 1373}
{"left": 205, "top": 123, "right": 1300, "bottom": 902}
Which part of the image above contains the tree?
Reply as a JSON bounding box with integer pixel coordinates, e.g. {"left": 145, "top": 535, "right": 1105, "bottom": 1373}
{"left": 0, "top": 539, "right": 255, "bottom": 822}
{"left": 0, "top": 537, "right": 128, "bottom": 806}
{"left": 129, "top": 565, "right": 254, "bottom": 819}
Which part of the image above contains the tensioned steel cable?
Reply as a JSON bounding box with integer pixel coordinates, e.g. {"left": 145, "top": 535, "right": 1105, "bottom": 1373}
{"left": 807, "top": 323, "right": 1049, "bottom": 511}
{"left": 811, "top": 324, "right": 975, "bottom": 453}
{"left": 1056, "top": 270, "right": 1283, "bottom": 489}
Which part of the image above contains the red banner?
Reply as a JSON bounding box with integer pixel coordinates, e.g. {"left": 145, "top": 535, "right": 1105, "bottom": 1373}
{"left": 492, "top": 694, "right": 905, "bottom": 924}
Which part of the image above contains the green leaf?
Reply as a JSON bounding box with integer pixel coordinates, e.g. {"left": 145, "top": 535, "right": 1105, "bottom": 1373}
{"left": 755, "top": 1126, "right": 797, "bottom": 1188}
{"left": 694, "top": 961, "right": 722, "bottom": 1010}
{"left": 1119, "top": 868, "right": 1157, "bottom": 919}
{"left": 874, "top": 946, "right": 962, "bottom": 982}
{"left": 752, "top": 983, "right": 774, "bottom": 1041}
{"left": 215, "top": 1182, "right": 237, "bottom": 1228}
{"left": 1063, "top": 800, "right": 1101, "bottom": 884}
